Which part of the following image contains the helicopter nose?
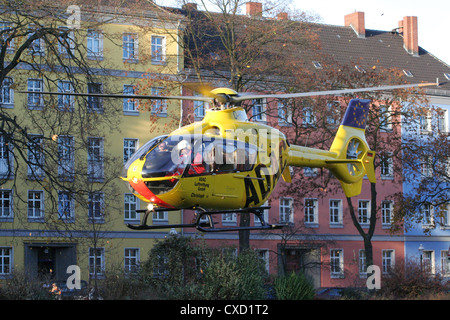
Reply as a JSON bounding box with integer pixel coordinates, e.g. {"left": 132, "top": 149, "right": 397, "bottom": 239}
{"left": 128, "top": 177, "right": 174, "bottom": 208}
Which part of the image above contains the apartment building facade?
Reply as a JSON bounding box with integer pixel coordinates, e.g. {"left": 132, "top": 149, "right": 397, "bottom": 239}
{"left": 0, "top": 1, "right": 449, "bottom": 290}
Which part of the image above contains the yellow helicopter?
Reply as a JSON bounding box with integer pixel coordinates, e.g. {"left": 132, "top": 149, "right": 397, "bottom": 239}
{"left": 23, "top": 82, "right": 434, "bottom": 232}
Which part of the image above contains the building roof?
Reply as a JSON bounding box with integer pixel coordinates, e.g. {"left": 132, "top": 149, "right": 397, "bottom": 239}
{"left": 314, "top": 23, "right": 450, "bottom": 94}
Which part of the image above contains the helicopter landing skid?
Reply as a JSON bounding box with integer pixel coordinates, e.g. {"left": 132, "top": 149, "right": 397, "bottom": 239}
{"left": 126, "top": 206, "right": 287, "bottom": 232}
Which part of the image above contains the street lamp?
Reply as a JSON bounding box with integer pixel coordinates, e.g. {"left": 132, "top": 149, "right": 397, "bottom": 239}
{"left": 418, "top": 244, "right": 424, "bottom": 271}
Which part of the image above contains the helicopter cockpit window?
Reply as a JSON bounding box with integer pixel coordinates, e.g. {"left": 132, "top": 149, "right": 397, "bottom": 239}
{"left": 186, "top": 137, "right": 257, "bottom": 176}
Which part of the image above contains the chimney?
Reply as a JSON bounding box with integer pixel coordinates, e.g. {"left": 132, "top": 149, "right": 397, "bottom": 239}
{"left": 344, "top": 11, "right": 365, "bottom": 38}
{"left": 400, "top": 16, "right": 419, "bottom": 56}
{"left": 277, "top": 12, "right": 288, "bottom": 20}
{"left": 246, "top": 1, "right": 262, "bottom": 18}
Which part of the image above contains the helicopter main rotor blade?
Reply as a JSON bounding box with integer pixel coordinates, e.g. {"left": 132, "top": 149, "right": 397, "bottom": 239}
{"left": 18, "top": 91, "right": 214, "bottom": 102}
{"left": 230, "top": 82, "right": 437, "bottom": 102}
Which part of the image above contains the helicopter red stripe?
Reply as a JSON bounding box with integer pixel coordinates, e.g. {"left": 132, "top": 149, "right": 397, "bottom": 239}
{"left": 129, "top": 179, "right": 174, "bottom": 209}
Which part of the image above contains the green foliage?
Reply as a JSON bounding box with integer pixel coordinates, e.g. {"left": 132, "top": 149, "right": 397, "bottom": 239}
{"left": 139, "top": 236, "right": 267, "bottom": 300}
{"left": 273, "top": 272, "right": 315, "bottom": 300}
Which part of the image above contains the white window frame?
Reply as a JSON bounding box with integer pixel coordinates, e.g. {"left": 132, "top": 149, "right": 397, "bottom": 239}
{"left": 359, "top": 250, "right": 367, "bottom": 276}
{"left": 88, "top": 192, "right": 104, "bottom": 222}
{"left": 87, "top": 82, "right": 103, "bottom": 113}
{"left": 27, "top": 79, "right": 43, "bottom": 109}
{"left": 420, "top": 203, "right": 434, "bottom": 228}
{"left": 222, "top": 212, "right": 237, "bottom": 225}
{"left": 0, "top": 247, "right": 13, "bottom": 276}
{"left": 379, "top": 104, "right": 392, "bottom": 131}
{"left": 251, "top": 99, "right": 266, "bottom": 122}
{"left": 279, "top": 197, "right": 293, "bottom": 224}
{"left": 380, "top": 153, "right": 394, "bottom": 179}
{"left": 57, "top": 80, "right": 74, "bottom": 111}
{"left": 278, "top": 101, "right": 292, "bottom": 125}
{"left": 124, "top": 193, "right": 139, "bottom": 221}
{"left": 358, "top": 200, "right": 371, "bottom": 225}
{"left": 304, "top": 198, "right": 318, "bottom": 225}
{"left": 152, "top": 210, "right": 168, "bottom": 223}
{"left": 440, "top": 250, "right": 450, "bottom": 276}
{"left": 28, "top": 190, "right": 44, "bottom": 220}
{"left": 87, "top": 137, "right": 104, "bottom": 181}
{"left": 0, "top": 77, "right": 13, "bottom": 107}
{"left": 151, "top": 35, "right": 165, "bottom": 64}
{"left": 124, "top": 248, "right": 140, "bottom": 274}
{"left": 123, "top": 33, "right": 138, "bottom": 62}
{"left": 422, "top": 250, "right": 435, "bottom": 274}
{"left": 58, "top": 191, "right": 74, "bottom": 220}
{"left": 123, "top": 85, "right": 139, "bottom": 114}
{"left": 27, "top": 134, "right": 44, "bottom": 179}
{"left": 151, "top": 87, "right": 167, "bottom": 115}
{"left": 381, "top": 200, "right": 394, "bottom": 226}
{"left": 0, "top": 135, "right": 13, "bottom": 178}
{"left": 58, "top": 27, "right": 75, "bottom": 56}
{"left": 0, "top": 190, "right": 13, "bottom": 219}
{"left": 420, "top": 155, "right": 433, "bottom": 178}
{"left": 87, "top": 29, "right": 103, "bottom": 59}
{"left": 329, "top": 199, "right": 342, "bottom": 226}
{"left": 89, "top": 247, "right": 105, "bottom": 277}
{"left": 382, "top": 249, "right": 395, "bottom": 274}
{"left": 302, "top": 106, "right": 315, "bottom": 127}
{"left": 123, "top": 138, "right": 138, "bottom": 164}
{"left": 330, "top": 249, "right": 344, "bottom": 278}
{"left": 57, "top": 135, "right": 74, "bottom": 180}
{"left": 28, "top": 25, "right": 45, "bottom": 56}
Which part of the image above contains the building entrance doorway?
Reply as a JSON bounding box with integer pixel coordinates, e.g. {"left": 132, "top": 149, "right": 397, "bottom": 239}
{"left": 37, "top": 247, "right": 55, "bottom": 279}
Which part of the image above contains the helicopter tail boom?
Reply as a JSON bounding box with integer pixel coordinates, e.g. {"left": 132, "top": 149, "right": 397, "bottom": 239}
{"left": 287, "top": 99, "right": 376, "bottom": 197}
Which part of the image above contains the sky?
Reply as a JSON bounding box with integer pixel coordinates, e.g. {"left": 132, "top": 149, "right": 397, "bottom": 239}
{"left": 292, "top": 0, "right": 450, "bottom": 65}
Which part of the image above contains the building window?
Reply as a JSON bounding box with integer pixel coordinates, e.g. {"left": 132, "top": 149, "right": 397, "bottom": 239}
{"left": 151, "top": 87, "right": 167, "bottom": 115}
{"left": 304, "top": 198, "right": 318, "bottom": 225}
{"left": 88, "top": 192, "right": 104, "bottom": 222}
{"left": 440, "top": 203, "right": 450, "bottom": 228}
{"left": 381, "top": 200, "right": 393, "bottom": 226}
{"left": 379, "top": 105, "right": 392, "bottom": 131}
{"left": 380, "top": 153, "right": 393, "bottom": 179}
{"left": 251, "top": 99, "right": 266, "bottom": 122}
{"left": 358, "top": 200, "right": 371, "bottom": 225}
{"left": 151, "top": 35, "right": 165, "bottom": 63}
{"left": 27, "top": 135, "right": 44, "bottom": 179}
{"left": 0, "top": 22, "right": 14, "bottom": 52}
{"left": 0, "top": 190, "right": 12, "bottom": 219}
{"left": 326, "top": 101, "right": 340, "bottom": 125}
{"left": 422, "top": 250, "right": 434, "bottom": 274}
{"left": 256, "top": 249, "right": 270, "bottom": 274}
{"left": 87, "top": 83, "right": 103, "bottom": 113}
{"left": 279, "top": 197, "right": 293, "bottom": 224}
{"left": 57, "top": 135, "right": 74, "bottom": 180}
{"left": 329, "top": 199, "right": 342, "bottom": 225}
{"left": 27, "top": 79, "right": 43, "bottom": 109}
{"left": 28, "top": 26, "right": 45, "bottom": 56}
{"left": 87, "top": 137, "right": 104, "bottom": 181}
{"left": 123, "top": 33, "right": 138, "bottom": 62}
{"left": 330, "top": 249, "right": 344, "bottom": 278}
{"left": 254, "top": 201, "right": 269, "bottom": 226}
{"left": 28, "top": 190, "right": 44, "bottom": 220}
{"left": 302, "top": 106, "right": 315, "bottom": 127}
{"left": 382, "top": 250, "right": 395, "bottom": 274}
{"left": 58, "top": 191, "right": 74, "bottom": 220}
{"left": 58, "top": 27, "right": 75, "bottom": 56}
{"left": 124, "top": 248, "right": 140, "bottom": 274}
{"left": 278, "top": 102, "right": 292, "bottom": 125}
{"left": 123, "top": 138, "right": 138, "bottom": 164}
{"left": 440, "top": 251, "right": 450, "bottom": 276}
{"left": 87, "top": 29, "right": 103, "bottom": 59}
{"left": 193, "top": 92, "right": 207, "bottom": 119}
{"left": 359, "top": 250, "right": 367, "bottom": 276}
{"left": 89, "top": 247, "right": 105, "bottom": 277}
{"left": 124, "top": 193, "right": 138, "bottom": 221}
{"left": 0, "top": 77, "right": 13, "bottom": 107}
{"left": 420, "top": 155, "right": 433, "bottom": 178}
{"left": 152, "top": 210, "right": 168, "bottom": 223}
{"left": 57, "top": 80, "right": 74, "bottom": 111}
{"left": 222, "top": 212, "right": 237, "bottom": 225}
{"left": 0, "top": 247, "right": 12, "bottom": 275}
{"left": 436, "top": 108, "right": 448, "bottom": 133}
{"left": 420, "top": 203, "right": 434, "bottom": 227}
{"left": 123, "top": 85, "right": 138, "bottom": 114}
{"left": 419, "top": 111, "right": 431, "bottom": 133}
{"left": 0, "top": 135, "right": 12, "bottom": 178}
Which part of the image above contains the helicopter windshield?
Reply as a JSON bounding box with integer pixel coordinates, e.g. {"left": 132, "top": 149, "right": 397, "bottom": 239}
{"left": 141, "top": 135, "right": 257, "bottom": 180}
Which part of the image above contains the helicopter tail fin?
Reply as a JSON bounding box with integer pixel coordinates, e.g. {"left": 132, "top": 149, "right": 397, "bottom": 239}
{"left": 327, "top": 99, "right": 376, "bottom": 197}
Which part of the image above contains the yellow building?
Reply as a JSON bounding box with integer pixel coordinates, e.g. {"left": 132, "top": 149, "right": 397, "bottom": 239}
{"left": 0, "top": 3, "right": 184, "bottom": 283}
